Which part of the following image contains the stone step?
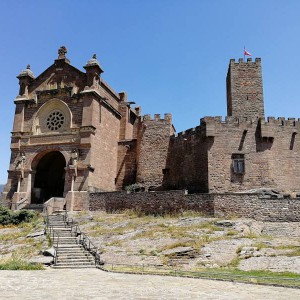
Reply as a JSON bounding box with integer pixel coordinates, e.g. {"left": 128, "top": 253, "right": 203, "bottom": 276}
{"left": 58, "top": 253, "right": 93, "bottom": 258}
{"left": 53, "top": 242, "right": 77, "bottom": 244}
{"left": 51, "top": 233, "right": 73, "bottom": 237}
{"left": 54, "top": 243, "right": 79, "bottom": 246}
{"left": 56, "top": 244, "right": 79, "bottom": 247}
{"left": 57, "top": 258, "right": 94, "bottom": 263}
{"left": 56, "top": 244, "right": 82, "bottom": 248}
{"left": 55, "top": 260, "right": 95, "bottom": 266}
{"left": 57, "top": 247, "right": 86, "bottom": 250}
{"left": 57, "top": 251, "right": 88, "bottom": 255}
{"left": 57, "top": 257, "right": 94, "bottom": 261}
{"left": 52, "top": 265, "right": 96, "bottom": 269}
{"left": 57, "top": 253, "right": 89, "bottom": 257}
{"left": 48, "top": 220, "right": 66, "bottom": 223}
{"left": 54, "top": 242, "right": 78, "bottom": 244}
{"left": 57, "top": 249, "right": 91, "bottom": 254}
{"left": 53, "top": 237, "right": 77, "bottom": 240}
{"left": 48, "top": 220, "right": 65, "bottom": 222}
{"left": 54, "top": 237, "right": 74, "bottom": 239}
{"left": 50, "top": 227, "right": 71, "bottom": 229}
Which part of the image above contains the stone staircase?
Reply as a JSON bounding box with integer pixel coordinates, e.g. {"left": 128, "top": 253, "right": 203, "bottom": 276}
{"left": 47, "top": 214, "right": 96, "bottom": 269}
{"left": 23, "top": 203, "right": 44, "bottom": 212}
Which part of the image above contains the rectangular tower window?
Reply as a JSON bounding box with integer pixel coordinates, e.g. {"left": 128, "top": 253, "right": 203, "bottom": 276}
{"left": 232, "top": 154, "right": 245, "bottom": 174}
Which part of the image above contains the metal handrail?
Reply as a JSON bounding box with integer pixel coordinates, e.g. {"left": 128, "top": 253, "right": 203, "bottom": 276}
{"left": 71, "top": 224, "right": 101, "bottom": 266}
{"left": 14, "top": 197, "right": 29, "bottom": 210}
{"left": 43, "top": 208, "right": 101, "bottom": 267}
{"left": 47, "top": 225, "right": 59, "bottom": 265}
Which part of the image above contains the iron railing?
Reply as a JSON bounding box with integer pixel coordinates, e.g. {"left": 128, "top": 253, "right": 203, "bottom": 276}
{"left": 15, "top": 197, "right": 29, "bottom": 210}
{"left": 47, "top": 225, "right": 59, "bottom": 265}
{"left": 70, "top": 224, "right": 102, "bottom": 266}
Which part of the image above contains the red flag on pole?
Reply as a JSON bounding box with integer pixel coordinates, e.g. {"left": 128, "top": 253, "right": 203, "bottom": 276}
{"left": 244, "top": 48, "right": 251, "bottom": 56}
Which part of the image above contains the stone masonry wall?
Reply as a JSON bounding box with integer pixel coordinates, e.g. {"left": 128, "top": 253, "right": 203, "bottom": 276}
{"left": 89, "top": 191, "right": 300, "bottom": 222}
{"left": 227, "top": 58, "right": 264, "bottom": 119}
{"left": 163, "top": 126, "right": 209, "bottom": 192}
{"left": 214, "top": 193, "right": 300, "bottom": 222}
{"left": 115, "top": 140, "right": 137, "bottom": 190}
{"left": 261, "top": 117, "right": 300, "bottom": 192}
{"left": 203, "top": 116, "right": 300, "bottom": 193}
{"left": 88, "top": 101, "right": 120, "bottom": 191}
{"left": 204, "top": 117, "right": 274, "bottom": 193}
{"left": 89, "top": 190, "right": 214, "bottom": 215}
{"left": 136, "top": 114, "right": 173, "bottom": 190}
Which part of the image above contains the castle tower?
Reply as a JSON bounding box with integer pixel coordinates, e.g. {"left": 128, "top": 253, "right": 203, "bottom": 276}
{"left": 226, "top": 58, "right": 264, "bottom": 119}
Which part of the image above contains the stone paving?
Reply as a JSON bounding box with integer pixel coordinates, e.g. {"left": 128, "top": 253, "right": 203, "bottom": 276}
{"left": 0, "top": 269, "right": 299, "bottom": 300}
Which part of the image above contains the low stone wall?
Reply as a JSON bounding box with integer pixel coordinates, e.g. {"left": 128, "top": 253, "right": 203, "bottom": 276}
{"left": 89, "top": 190, "right": 214, "bottom": 215}
{"left": 214, "top": 193, "right": 300, "bottom": 222}
{"left": 89, "top": 190, "right": 300, "bottom": 221}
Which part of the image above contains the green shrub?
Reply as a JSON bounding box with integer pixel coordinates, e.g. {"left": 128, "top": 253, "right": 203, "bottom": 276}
{"left": 0, "top": 206, "right": 36, "bottom": 226}
{"left": 125, "top": 184, "right": 143, "bottom": 192}
{"left": 0, "top": 206, "right": 13, "bottom": 225}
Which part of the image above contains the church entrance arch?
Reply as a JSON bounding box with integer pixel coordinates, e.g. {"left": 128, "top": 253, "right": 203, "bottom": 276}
{"left": 32, "top": 151, "right": 66, "bottom": 203}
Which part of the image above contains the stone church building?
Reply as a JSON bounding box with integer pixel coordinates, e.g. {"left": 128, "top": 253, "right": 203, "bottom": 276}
{"left": 2, "top": 47, "right": 300, "bottom": 210}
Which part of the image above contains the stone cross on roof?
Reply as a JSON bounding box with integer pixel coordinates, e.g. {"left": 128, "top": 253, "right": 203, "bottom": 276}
{"left": 58, "top": 46, "right": 67, "bottom": 59}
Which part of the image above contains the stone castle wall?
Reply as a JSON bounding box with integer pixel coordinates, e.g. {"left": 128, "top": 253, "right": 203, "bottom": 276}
{"left": 136, "top": 114, "right": 173, "bottom": 190}
{"left": 89, "top": 190, "right": 214, "bottom": 215}
{"left": 158, "top": 115, "right": 300, "bottom": 194}
{"left": 162, "top": 125, "right": 209, "bottom": 192}
{"left": 89, "top": 190, "right": 300, "bottom": 222}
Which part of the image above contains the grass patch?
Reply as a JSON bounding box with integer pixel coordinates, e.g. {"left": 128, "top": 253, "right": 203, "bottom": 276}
{"left": 102, "top": 264, "right": 300, "bottom": 288}
{"left": 274, "top": 245, "right": 300, "bottom": 256}
{"left": 242, "top": 231, "right": 259, "bottom": 239}
{"left": 0, "top": 215, "right": 45, "bottom": 259}
{"left": 0, "top": 258, "right": 44, "bottom": 270}
{"left": 251, "top": 241, "right": 270, "bottom": 250}
{"left": 226, "top": 230, "right": 239, "bottom": 237}
{"left": 106, "top": 240, "right": 123, "bottom": 247}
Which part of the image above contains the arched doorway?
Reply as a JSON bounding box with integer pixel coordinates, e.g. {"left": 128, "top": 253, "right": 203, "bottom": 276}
{"left": 32, "top": 151, "right": 66, "bottom": 203}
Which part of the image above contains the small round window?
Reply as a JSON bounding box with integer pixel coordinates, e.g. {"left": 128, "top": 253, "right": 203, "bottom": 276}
{"left": 46, "top": 111, "right": 65, "bottom": 131}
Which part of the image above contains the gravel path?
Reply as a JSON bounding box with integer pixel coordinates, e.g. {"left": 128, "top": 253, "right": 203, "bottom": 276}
{"left": 0, "top": 269, "right": 299, "bottom": 300}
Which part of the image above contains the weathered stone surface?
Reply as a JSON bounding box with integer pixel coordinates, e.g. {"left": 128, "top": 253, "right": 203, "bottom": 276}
{"left": 239, "top": 246, "right": 260, "bottom": 259}
{"left": 28, "top": 256, "right": 53, "bottom": 265}
{"left": 90, "top": 191, "right": 300, "bottom": 221}
{"left": 239, "top": 256, "right": 300, "bottom": 274}
{"left": 1, "top": 269, "right": 300, "bottom": 299}
{"left": 26, "top": 231, "right": 45, "bottom": 238}
{"left": 162, "top": 247, "right": 194, "bottom": 256}
{"left": 215, "top": 220, "right": 235, "bottom": 227}
{"left": 43, "top": 247, "right": 56, "bottom": 257}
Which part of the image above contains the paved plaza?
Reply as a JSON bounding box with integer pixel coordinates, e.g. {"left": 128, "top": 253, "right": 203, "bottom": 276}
{"left": 0, "top": 269, "right": 299, "bottom": 299}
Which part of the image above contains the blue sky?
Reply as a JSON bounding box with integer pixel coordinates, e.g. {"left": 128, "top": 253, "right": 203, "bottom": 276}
{"left": 1, "top": 0, "right": 300, "bottom": 183}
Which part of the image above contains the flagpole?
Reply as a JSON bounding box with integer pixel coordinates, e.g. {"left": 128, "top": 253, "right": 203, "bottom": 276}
{"left": 243, "top": 46, "right": 245, "bottom": 62}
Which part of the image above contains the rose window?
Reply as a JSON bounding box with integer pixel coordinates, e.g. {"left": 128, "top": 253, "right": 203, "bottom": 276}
{"left": 46, "top": 111, "right": 65, "bottom": 131}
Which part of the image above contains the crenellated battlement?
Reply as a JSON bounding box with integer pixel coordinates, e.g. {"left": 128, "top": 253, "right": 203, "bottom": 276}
{"left": 262, "top": 117, "right": 300, "bottom": 127}
{"left": 200, "top": 116, "right": 257, "bottom": 126}
{"left": 171, "top": 125, "right": 202, "bottom": 140}
{"left": 142, "top": 113, "right": 172, "bottom": 123}
{"left": 229, "top": 57, "right": 261, "bottom": 65}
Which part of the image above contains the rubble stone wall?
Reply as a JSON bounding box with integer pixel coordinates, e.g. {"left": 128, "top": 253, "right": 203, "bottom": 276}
{"left": 89, "top": 191, "right": 300, "bottom": 221}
